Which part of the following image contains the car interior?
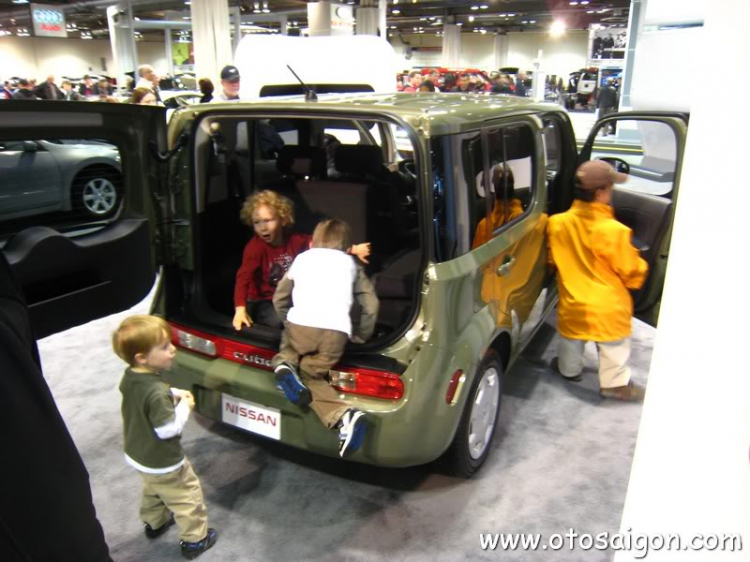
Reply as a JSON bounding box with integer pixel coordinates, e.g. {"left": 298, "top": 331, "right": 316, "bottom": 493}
{"left": 173, "top": 114, "right": 424, "bottom": 347}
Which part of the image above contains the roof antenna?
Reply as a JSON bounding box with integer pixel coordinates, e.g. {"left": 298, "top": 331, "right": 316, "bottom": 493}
{"left": 287, "top": 64, "right": 317, "bottom": 102}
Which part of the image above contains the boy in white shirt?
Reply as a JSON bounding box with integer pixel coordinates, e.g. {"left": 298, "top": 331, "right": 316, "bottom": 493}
{"left": 271, "top": 219, "right": 379, "bottom": 457}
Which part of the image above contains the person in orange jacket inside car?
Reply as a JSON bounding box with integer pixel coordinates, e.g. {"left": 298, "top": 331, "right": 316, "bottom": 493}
{"left": 547, "top": 160, "right": 648, "bottom": 401}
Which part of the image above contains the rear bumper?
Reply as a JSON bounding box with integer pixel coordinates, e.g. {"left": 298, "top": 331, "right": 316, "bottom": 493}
{"left": 166, "top": 346, "right": 463, "bottom": 468}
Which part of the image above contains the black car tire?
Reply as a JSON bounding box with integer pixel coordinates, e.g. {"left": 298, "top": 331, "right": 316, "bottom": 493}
{"left": 72, "top": 167, "right": 122, "bottom": 218}
{"left": 442, "top": 350, "right": 503, "bottom": 478}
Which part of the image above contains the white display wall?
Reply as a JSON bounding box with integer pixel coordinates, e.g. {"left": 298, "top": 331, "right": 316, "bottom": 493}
{"left": 396, "top": 30, "right": 588, "bottom": 80}
{"left": 0, "top": 36, "right": 169, "bottom": 81}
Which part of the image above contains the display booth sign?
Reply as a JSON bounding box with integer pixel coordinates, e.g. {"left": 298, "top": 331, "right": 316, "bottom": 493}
{"left": 589, "top": 26, "right": 627, "bottom": 60}
{"left": 30, "top": 4, "right": 67, "bottom": 38}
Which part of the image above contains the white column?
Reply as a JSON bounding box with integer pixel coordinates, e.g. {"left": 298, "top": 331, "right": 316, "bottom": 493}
{"left": 308, "top": 0, "right": 332, "bottom": 36}
{"left": 308, "top": 1, "right": 353, "bottom": 36}
{"left": 378, "top": 0, "right": 387, "bottom": 38}
{"left": 618, "top": 0, "right": 646, "bottom": 110}
{"left": 442, "top": 22, "right": 460, "bottom": 67}
{"left": 191, "top": 0, "right": 233, "bottom": 85}
{"left": 358, "top": 0, "right": 386, "bottom": 36}
{"left": 106, "top": 2, "right": 138, "bottom": 89}
{"left": 232, "top": 6, "right": 241, "bottom": 53}
{"left": 493, "top": 32, "right": 508, "bottom": 69}
{"left": 357, "top": 7, "right": 378, "bottom": 36}
{"left": 165, "top": 28, "right": 174, "bottom": 76}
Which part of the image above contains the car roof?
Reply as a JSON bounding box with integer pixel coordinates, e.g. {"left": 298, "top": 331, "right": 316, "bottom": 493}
{"left": 175, "top": 92, "right": 565, "bottom": 136}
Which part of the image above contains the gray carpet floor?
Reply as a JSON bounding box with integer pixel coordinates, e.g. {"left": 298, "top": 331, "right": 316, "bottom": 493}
{"left": 38, "top": 290, "right": 653, "bottom": 562}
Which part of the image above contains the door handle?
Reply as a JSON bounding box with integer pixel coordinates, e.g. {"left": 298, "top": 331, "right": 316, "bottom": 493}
{"left": 496, "top": 256, "right": 516, "bottom": 277}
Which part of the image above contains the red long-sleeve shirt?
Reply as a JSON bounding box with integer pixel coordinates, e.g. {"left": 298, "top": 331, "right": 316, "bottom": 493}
{"left": 234, "top": 232, "right": 311, "bottom": 307}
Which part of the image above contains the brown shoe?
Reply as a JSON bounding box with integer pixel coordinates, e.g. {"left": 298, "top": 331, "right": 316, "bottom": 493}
{"left": 600, "top": 383, "right": 645, "bottom": 401}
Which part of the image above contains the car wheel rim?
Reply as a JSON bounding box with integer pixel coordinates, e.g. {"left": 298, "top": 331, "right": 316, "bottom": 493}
{"left": 82, "top": 178, "right": 117, "bottom": 215}
{"left": 468, "top": 366, "right": 500, "bottom": 460}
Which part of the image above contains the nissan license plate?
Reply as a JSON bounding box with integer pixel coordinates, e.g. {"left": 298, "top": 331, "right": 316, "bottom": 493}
{"left": 221, "top": 393, "right": 281, "bottom": 440}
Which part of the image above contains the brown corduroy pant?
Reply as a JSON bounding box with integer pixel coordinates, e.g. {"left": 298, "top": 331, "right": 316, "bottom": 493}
{"left": 273, "top": 321, "right": 350, "bottom": 428}
{"left": 138, "top": 458, "right": 208, "bottom": 543}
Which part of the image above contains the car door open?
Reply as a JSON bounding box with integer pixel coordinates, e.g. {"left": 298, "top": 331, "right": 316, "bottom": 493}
{"left": 579, "top": 112, "right": 688, "bottom": 326}
{"left": 0, "top": 101, "right": 168, "bottom": 339}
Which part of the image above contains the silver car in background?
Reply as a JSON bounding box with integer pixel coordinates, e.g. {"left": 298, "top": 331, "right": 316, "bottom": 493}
{"left": 0, "top": 139, "right": 122, "bottom": 221}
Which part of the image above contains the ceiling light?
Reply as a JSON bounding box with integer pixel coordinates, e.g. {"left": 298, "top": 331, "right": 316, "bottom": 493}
{"left": 530, "top": 19, "right": 537, "bottom": 23}
{"left": 471, "top": 6, "right": 479, "bottom": 10}
{"left": 581, "top": 0, "right": 590, "bottom": 4}
{"left": 393, "top": 0, "right": 398, "bottom": 3}
{"left": 392, "top": 9, "right": 400, "bottom": 14}
{"left": 12, "top": 0, "right": 29, "bottom": 4}
{"left": 586, "top": 10, "right": 595, "bottom": 13}
{"left": 184, "top": 1, "right": 191, "bottom": 4}
{"left": 390, "top": 25, "right": 397, "bottom": 29}
{"left": 468, "top": 15, "right": 475, "bottom": 22}
{"left": 480, "top": 4, "right": 488, "bottom": 8}
{"left": 522, "top": 20, "right": 528, "bottom": 24}
{"left": 570, "top": 1, "right": 578, "bottom": 5}
{"left": 508, "top": 13, "right": 516, "bottom": 16}
{"left": 549, "top": 19, "right": 566, "bottom": 37}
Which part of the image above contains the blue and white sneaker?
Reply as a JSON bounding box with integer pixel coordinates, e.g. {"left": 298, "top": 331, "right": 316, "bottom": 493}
{"left": 338, "top": 408, "right": 368, "bottom": 458}
{"left": 274, "top": 363, "right": 311, "bottom": 406}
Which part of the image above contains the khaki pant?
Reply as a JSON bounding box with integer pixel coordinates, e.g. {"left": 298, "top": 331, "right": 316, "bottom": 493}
{"left": 558, "top": 335, "right": 631, "bottom": 389}
{"left": 273, "top": 321, "right": 349, "bottom": 428}
{"left": 139, "top": 459, "right": 208, "bottom": 543}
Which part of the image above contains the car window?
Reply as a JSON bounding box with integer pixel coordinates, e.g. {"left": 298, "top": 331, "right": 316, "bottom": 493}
{"left": 460, "top": 132, "right": 487, "bottom": 250}
{"left": 483, "top": 123, "right": 536, "bottom": 239}
{"left": 324, "top": 120, "right": 381, "bottom": 147}
{"left": 589, "top": 119, "right": 678, "bottom": 197}
{"left": 542, "top": 119, "right": 560, "bottom": 173}
{"left": 0, "top": 138, "right": 124, "bottom": 242}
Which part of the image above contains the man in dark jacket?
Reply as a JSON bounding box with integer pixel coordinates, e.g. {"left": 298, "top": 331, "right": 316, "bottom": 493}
{"left": 0, "top": 253, "right": 112, "bottom": 562}
{"left": 79, "top": 75, "right": 97, "bottom": 97}
{"left": 514, "top": 72, "right": 527, "bottom": 97}
{"left": 34, "top": 75, "right": 63, "bottom": 100}
{"left": 12, "top": 79, "right": 36, "bottom": 100}
{"left": 597, "top": 79, "right": 619, "bottom": 135}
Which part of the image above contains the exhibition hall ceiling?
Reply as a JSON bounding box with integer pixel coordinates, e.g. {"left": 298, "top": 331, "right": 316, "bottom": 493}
{"left": 0, "top": 0, "right": 630, "bottom": 38}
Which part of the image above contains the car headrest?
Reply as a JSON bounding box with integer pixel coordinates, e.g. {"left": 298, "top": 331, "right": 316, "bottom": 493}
{"left": 334, "top": 145, "right": 384, "bottom": 177}
{"left": 276, "top": 146, "right": 327, "bottom": 179}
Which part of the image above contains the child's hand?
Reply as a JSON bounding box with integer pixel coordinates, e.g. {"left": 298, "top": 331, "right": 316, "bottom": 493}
{"left": 183, "top": 391, "right": 195, "bottom": 411}
{"left": 349, "top": 335, "right": 365, "bottom": 344}
{"left": 233, "top": 306, "right": 253, "bottom": 330}
{"left": 350, "top": 242, "right": 371, "bottom": 264}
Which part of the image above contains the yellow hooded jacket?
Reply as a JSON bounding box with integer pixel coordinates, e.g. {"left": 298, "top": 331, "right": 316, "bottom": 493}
{"left": 547, "top": 200, "right": 648, "bottom": 341}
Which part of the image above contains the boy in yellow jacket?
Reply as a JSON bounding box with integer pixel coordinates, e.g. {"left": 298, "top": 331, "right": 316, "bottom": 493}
{"left": 547, "top": 160, "right": 648, "bottom": 401}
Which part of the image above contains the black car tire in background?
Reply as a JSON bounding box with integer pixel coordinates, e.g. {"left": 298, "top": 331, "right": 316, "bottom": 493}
{"left": 443, "top": 350, "right": 504, "bottom": 478}
{"left": 71, "top": 166, "right": 123, "bottom": 218}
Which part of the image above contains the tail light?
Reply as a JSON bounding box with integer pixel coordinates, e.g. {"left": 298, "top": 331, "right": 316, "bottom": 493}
{"left": 170, "top": 323, "right": 404, "bottom": 399}
{"left": 170, "top": 323, "right": 218, "bottom": 357}
{"left": 330, "top": 367, "right": 404, "bottom": 400}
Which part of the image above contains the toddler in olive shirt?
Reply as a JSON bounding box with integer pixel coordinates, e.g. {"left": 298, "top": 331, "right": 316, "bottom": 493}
{"left": 113, "top": 315, "right": 218, "bottom": 560}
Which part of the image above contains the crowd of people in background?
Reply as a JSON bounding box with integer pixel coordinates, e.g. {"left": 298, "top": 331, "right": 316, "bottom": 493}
{"left": 1, "top": 73, "right": 119, "bottom": 102}
{"left": 399, "top": 68, "right": 533, "bottom": 97}
{"left": 0, "top": 64, "right": 217, "bottom": 106}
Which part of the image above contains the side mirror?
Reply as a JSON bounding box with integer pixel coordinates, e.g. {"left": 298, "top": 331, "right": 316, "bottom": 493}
{"left": 22, "top": 141, "right": 39, "bottom": 153}
{"left": 597, "top": 157, "right": 629, "bottom": 175}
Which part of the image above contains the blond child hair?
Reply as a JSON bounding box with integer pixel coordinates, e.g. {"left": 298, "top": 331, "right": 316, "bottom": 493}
{"left": 239, "top": 190, "right": 295, "bottom": 229}
{"left": 112, "top": 315, "right": 171, "bottom": 367}
{"left": 311, "top": 219, "right": 352, "bottom": 252}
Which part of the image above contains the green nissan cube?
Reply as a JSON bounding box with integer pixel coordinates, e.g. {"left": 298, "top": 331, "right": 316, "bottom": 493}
{"left": 0, "top": 95, "right": 687, "bottom": 476}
